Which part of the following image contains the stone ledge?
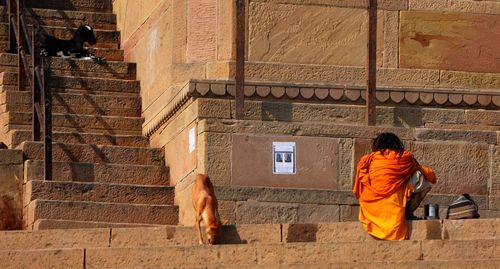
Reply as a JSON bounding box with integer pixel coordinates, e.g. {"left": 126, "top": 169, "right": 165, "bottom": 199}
{"left": 214, "top": 186, "right": 490, "bottom": 210}
{"left": 143, "top": 83, "right": 193, "bottom": 137}
{"left": 414, "top": 128, "right": 497, "bottom": 144}
{"left": 215, "top": 185, "right": 358, "bottom": 205}
{"left": 191, "top": 80, "right": 500, "bottom": 108}
{"left": 198, "top": 119, "right": 499, "bottom": 145}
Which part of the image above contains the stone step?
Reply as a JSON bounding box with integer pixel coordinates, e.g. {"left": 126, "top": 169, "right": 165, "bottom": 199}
{"left": 1, "top": 90, "right": 141, "bottom": 117}
{"left": 33, "top": 219, "right": 162, "bottom": 230}
{"left": 82, "top": 47, "right": 124, "bottom": 61}
{"left": 26, "top": 199, "right": 179, "bottom": 227}
{"left": 3, "top": 112, "right": 144, "bottom": 135}
{"left": 25, "top": 0, "right": 113, "bottom": 14}
{"left": 0, "top": 42, "right": 124, "bottom": 61}
{"left": 0, "top": 219, "right": 498, "bottom": 249}
{"left": 0, "top": 54, "right": 135, "bottom": 80}
{"left": 0, "top": 73, "right": 140, "bottom": 95}
{"left": 79, "top": 219, "right": 500, "bottom": 248}
{"left": 24, "top": 160, "right": 168, "bottom": 185}
{"left": 0, "top": 24, "right": 119, "bottom": 49}
{"left": 21, "top": 141, "right": 162, "bottom": 166}
{"left": 10, "top": 130, "right": 149, "bottom": 148}
{"left": 0, "top": 248, "right": 497, "bottom": 269}
{"left": 24, "top": 180, "right": 175, "bottom": 207}
{"left": 82, "top": 239, "right": 500, "bottom": 267}
{"left": 181, "top": 261, "right": 500, "bottom": 269}
{"left": 0, "top": 7, "right": 117, "bottom": 30}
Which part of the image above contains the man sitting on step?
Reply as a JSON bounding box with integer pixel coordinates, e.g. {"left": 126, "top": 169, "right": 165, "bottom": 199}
{"left": 353, "top": 132, "right": 437, "bottom": 240}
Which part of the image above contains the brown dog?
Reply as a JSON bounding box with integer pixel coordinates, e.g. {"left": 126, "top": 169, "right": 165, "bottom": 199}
{"left": 192, "top": 174, "right": 224, "bottom": 245}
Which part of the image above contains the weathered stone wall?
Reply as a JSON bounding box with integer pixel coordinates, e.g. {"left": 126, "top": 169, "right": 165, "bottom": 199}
{"left": 0, "top": 150, "right": 23, "bottom": 230}
{"left": 112, "top": 0, "right": 500, "bottom": 225}
{"left": 113, "top": 0, "right": 500, "bottom": 131}
{"left": 165, "top": 92, "right": 499, "bottom": 225}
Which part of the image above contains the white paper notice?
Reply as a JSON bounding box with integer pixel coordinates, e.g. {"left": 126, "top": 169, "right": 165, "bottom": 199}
{"left": 189, "top": 128, "right": 196, "bottom": 153}
{"left": 272, "top": 142, "right": 296, "bottom": 174}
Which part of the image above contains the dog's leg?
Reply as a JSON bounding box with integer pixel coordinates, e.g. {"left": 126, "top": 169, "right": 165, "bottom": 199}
{"left": 195, "top": 213, "right": 204, "bottom": 245}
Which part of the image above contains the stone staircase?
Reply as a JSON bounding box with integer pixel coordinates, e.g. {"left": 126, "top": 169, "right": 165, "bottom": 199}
{"left": 0, "top": 219, "right": 498, "bottom": 268}
{"left": 0, "top": 1, "right": 178, "bottom": 229}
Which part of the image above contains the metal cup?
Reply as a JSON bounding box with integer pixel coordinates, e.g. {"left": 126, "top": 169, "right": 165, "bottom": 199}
{"left": 425, "top": 203, "right": 440, "bottom": 220}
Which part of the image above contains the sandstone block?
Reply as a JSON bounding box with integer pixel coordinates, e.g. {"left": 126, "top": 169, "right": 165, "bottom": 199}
{"left": 422, "top": 239, "right": 499, "bottom": 261}
{"left": 173, "top": 181, "right": 196, "bottom": 226}
{"left": 7, "top": 112, "right": 144, "bottom": 134}
{"left": 408, "top": 141, "right": 490, "bottom": 195}
{"left": 415, "top": 128, "right": 497, "bottom": 144}
{"left": 407, "top": 220, "right": 441, "bottom": 240}
{"left": 283, "top": 222, "right": 367, "bottom": 243}
{"left": 379, "top": 0, "right": 408, "bottom": 10}
{"left": 478, "top": 209, "right": 500, "bottom": 219}
{"left": 442, "top": 219, "right": 499, "bottom": 240}
{"left": 0, "top": 249, "right": 84, "bottom": 269}
{"left": 33, "top": 219, "right": 159, "bottom": 230}
{"left": 465, "top": 110, "right": 500, "bottom": 126}
{"left": 409, "top": 0, "right": 500, "bottom": 15}
{"left": 216, "top": 186, "right": 358, "bottom": 205}
{"left": 218, "top": 200, "right": 236, "bottom": 225}
{"left": 296, "top": 204, "right": 340, "bottom": 223}
{"left": 22, "top": 142, "right": 161, "bottom": 165}
{"left": 0, "top": 228, "right": 110, "bottom": 250}
{"left": 25, "top": 160, "right": 168, "bottom": 185}
{"left": 0, "top": 149, "right": 22, "bottom": 164}
{"left": 338, "top": 138, "right": 354, "bottom": 191}
{"left": 382, "top": 11, "right": 399, "bottom": 67}
{"left": 197, "top": 98, "right": 232, "bottom": 119}
{"left": 257, "top": 241, "right": 421, "bottom": 265}
{"left": 111, "top": 226, "right": 194, "bottom": 248}
{"left": 187, "top": 0, "right": 217, "bottom": 62}
{"left": 27, "top": 199, "right": 178, "bottom": 226}
{"left": 248, "top": 3, "right": 378, "bottom": 67}
{"left": 86, "top": 245, "right": 257, "bottom": 268}
{"left": 400, "top": 12, "right": 500, "bottom": 73}
{"left": 11, "top": 130, "right": 149, "bottom": 149}
{"left": 165, "top": 122, "right": 197, "bottom": 185}
{"left": 440, "top": 70, "right": 500, "bottom": 89}
{"left": 340, "top": 205, "right": 360, "bottom": 222}
{"left": 235, "top": 201, "right": 298, "bottom": 224}
{"left": 232, "top": 134, "right": 339, "bottom": 189}
{"left": 204, "top": 140, "right": 231, "bottom": 186}
{"left": 25, "top": 180, "right": 174, "bottom": 207}
{"left": 221, "top": 224, "right": 282, "bottom": 244}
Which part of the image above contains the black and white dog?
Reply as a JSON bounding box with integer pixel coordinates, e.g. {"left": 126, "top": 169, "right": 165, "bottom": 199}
{"left": 40, "top": 23, "right": 104, "bottom": 62}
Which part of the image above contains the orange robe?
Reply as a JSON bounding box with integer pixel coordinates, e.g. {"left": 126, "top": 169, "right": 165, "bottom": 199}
{"left": 353, "top": 150, "right": 436, "bottom": 240}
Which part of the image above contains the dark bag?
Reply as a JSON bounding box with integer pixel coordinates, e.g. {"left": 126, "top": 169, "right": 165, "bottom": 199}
{"left": 446, "top": 194, "right": 480, "bottom": 219}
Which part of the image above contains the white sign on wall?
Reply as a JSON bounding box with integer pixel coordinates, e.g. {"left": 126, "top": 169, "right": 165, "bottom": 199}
{"left": 189, "top": 127, "right": 196, "bottom": 153}
{"left": 273, "top": 142, "right": 296, "bottom": 174}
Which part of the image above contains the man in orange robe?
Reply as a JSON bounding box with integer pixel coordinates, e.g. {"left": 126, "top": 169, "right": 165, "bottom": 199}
{"left": 353, "top": 133, "right": 436, "bottom": 240}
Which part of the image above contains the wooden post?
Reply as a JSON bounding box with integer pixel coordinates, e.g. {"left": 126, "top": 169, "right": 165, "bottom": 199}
{"left": 366, "top": 0, "right": 377, "bottom": 126}
{"left": 235, "top": 0, "right": 245, "bottom": 120}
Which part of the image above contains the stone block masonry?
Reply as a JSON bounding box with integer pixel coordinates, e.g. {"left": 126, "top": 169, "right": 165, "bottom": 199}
{"left": 150, "top": 89, "right": 500, "bottom": 225}
{"left": 0, "top": 220, "right": 498, "bottom": 268}
{"left": 0, "top": 150, "right": 23, "bottom": 230}
{"left": 114, "top": 0, "right": 500, "bottom": 129}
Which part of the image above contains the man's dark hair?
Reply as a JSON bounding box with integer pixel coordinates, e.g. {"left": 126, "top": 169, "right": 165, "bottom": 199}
{"left": 372, "top": 132, "right": 404, "bottom": 154}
